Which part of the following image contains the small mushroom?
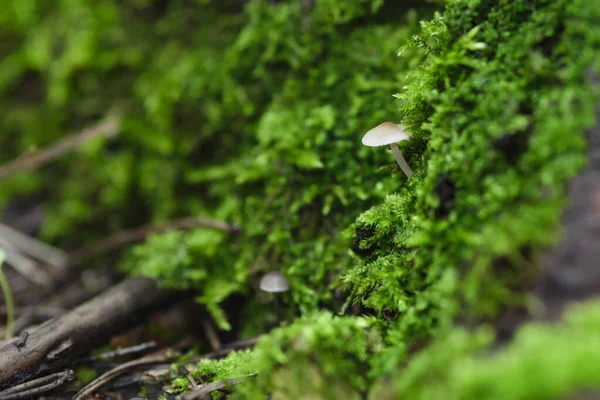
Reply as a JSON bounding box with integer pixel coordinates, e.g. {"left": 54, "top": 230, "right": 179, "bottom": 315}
{"left": 259, "top": 271, "right": 289, "bottom": 293}
{"left": 362, "top": 122, "right": 413, "bottom": 178}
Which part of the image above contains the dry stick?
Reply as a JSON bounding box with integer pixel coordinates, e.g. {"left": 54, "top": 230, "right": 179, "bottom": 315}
{"left": 0, "top": 372, "right": 74, "bottom": 400}
{"left": 0, "top": 369, "right": 74, "bottom": 398}
{"left": 0, "top": 223, "right": 68, "bottom": 269}
{"left": 82, "top": 341, "right": 157, "bottom": 363}
{"left": 0, "top": 276, "right": 168, "bottom": 389}
{"left": 73, "top": 350, "right": 179, "bottom": 400}
{"left": 200, "top": 318, "right": 222, "bottom": 351}
{"left": 0, "top": 271, "right": 113, "bottom": 339}
{"left": 0, "top": 236, "right": 52, "bottom": 287}
{"left": 0, "top": 118, "right": 120, "bottom": 181}
{"left": 68, "top": 216, "right": 240, "bottom": 266}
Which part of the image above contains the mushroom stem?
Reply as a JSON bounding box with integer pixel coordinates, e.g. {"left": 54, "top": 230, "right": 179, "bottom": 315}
{"left": 389, "top": 143, "right": 413, "bottom": 178}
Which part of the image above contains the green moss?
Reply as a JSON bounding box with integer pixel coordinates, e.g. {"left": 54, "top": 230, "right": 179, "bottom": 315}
{"left": 2, "top": 0, "right": 600, "bottom": 398}
{"left": 345, "top": 0, "right": 600, "bottom": 375}
{"left": 74, "top": 366, "right": 97, "bottom": 385}
{"left": 0, "top": 0, "right": 437, "bottom": 329}
{"left": 184, "top": 313, "right": 380, "bottom": 399}
{"left": 371, "top": 299, "right": 600, "bottom": 400}
{"left": 167, "top": 377, "right": 190, "bottom": 395}
{"left": 234, "top": 312, "right": 381, "bottom": 399}
{"left": 193, "top": 350, "right": 256, "bottom": 382}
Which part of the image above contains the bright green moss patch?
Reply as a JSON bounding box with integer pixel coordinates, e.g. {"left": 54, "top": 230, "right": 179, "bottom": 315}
{"left": 372, "top": 299, "right": 600, "bottom": 400}
{"left": 234, "top": 312, "right": 381, "bottom": 399}
{"left": 167, "top": 377, "right": 191, "bottom": 395}
{"left": 1, "top": 0, "right": 600, "bottom": 398}
{"left": 109, "top": 0, "right": 436, "bottom": 328}
{"left": 193, "top": 350, "right": 256, "bottom": 383}
{"left": 345, "top": 0, "right": 600, "bottom": 375}
{"left": 0, "top": 0, "right": 437, "bottom": 330}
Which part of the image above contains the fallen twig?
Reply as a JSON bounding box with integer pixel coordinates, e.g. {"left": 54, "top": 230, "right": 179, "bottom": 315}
{"left": 201, "top": 318, "right": 222, "bottom": 351}
{"left": 0, "top": 236, "right": 52, "bottom": 287}
{"left": 0, "top": 223, "right": 68, "bottom": 270}
{"left": 0, "top": 369, "right": 74, "bottom": 400}
{"left": 73, "top": 350, "right": 179, "bottom": 400}
{"left": 81, "top": 340, "right": 157, "bottom": 363}
{"left": 0, "top": 277, "right": 170, "bottom": 389}
{"left": 68, "top": 216, "right": 240, "bottom": 266}
{"left": 0, "top": 117, "right": 120, "bottom": 181}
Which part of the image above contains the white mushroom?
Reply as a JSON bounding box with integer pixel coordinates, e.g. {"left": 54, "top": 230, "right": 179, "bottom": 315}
{"left": 259, "top": 271, "right": 289, "bottom": 293}
{"left": 362, "top": 122, "right": 413, "bottom": 178}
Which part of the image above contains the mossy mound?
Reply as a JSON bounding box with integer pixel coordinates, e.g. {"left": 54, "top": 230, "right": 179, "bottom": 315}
{"left": 1, "top": 0, "right": 599, "bottom": 398}
{"left": 197, "top": 0, "right": 600, "bottom": 397}
{"left": 0, "top": 0, "right": 436, "bottom": 330}
{"left": 196, "top": 312, "right": 381, "bottom": 399}
{"left": 346, "top": 0, "right": 600, "bottom": 377}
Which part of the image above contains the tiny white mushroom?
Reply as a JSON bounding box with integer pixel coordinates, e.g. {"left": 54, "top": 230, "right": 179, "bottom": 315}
{"left": 259, "top": 271, "right": 289, "bottom": 293}
{"left": 362, "top": 122, "right": 413, "bottom": 178}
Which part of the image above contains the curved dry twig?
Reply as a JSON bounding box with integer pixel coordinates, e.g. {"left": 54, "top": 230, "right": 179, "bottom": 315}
{"left": 68, "top": 216, "right": 240, "bottom": 266}
{"left": 0, "top": 369, "right": 74, "bottom": 400}
{"left": 73, "top": 351, "right": 179, "bottom": 400}
{"left": 0, "top": 118, "right": 120, "bottom": 181}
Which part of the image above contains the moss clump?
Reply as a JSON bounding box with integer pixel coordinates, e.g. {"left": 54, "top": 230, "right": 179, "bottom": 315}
{"left": 0, "top": 0, "right": 438, "bottom": 330}
{"left": 193, "top": 350, "right": 256, "bottom": 383}
{"left": 344, "top": 0, "right": 600, "bottom": 376}
{"left": 2, "top": 0, "right": 600, "bottom": 398}
{"left": 114, "top": 0, "right": 436, "bottom": 330}
{"left": 371, "top": 299, "right": 600, "bottom": 400}
{"left": 231, "top": 312, "right": 381, "bottom": 399}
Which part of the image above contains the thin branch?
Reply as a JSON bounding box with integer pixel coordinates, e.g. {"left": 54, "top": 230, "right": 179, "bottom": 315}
{"left": 0, "top": 237, "right": 52, "bottom": 287}
{"left": 201, "top": 318, "right": 222, "bottom": 351}
{"left": 67, "top": 216, "right": 240, "bottom": 266}
{"left": 0, "top": 277, "right": 169, "bottom": 388}
{"left": 81, "top": 341, "right": 157, "bottom": 363}
{"left": 0, "top": 223, "right": 68, "bottom": 269}
{"left": 0, "top": 117, "right": 120, "bottom": 181}
{"left": 73, "top": 350, "right": 179, "bottom": 400}
{"left": 0, "top": 370, "right": 74, "bottom": 398}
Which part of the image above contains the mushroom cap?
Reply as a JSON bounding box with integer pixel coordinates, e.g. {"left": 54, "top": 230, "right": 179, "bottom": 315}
{"left": 259, "top": 271, "right": 289, "bottom": 293}
{"left": 361, "top": 122, "right": 410, "bottom": 147}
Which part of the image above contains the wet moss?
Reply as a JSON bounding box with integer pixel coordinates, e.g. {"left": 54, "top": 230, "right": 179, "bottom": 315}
{"left": 1, "top": 0, "right": 599, "bottom": 398}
